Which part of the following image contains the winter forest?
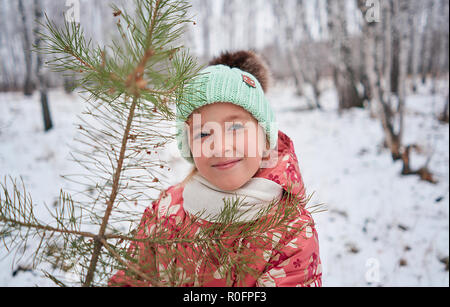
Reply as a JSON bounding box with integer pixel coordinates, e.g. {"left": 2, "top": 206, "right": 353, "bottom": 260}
{"left": 0, "top": 0, "right": 449, "bottom": 287}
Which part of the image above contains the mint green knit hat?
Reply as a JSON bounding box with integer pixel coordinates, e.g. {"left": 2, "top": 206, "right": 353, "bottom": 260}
{"left": 176, "top": 64, "right": 278, "bottom": 164}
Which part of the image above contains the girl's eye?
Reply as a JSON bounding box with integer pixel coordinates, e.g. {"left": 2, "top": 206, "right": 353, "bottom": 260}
{"left": 230, "top": 123, "right": 244, "bottom": 131}
{"left": 195, "top": 132, "right": 210, "bottom": 139}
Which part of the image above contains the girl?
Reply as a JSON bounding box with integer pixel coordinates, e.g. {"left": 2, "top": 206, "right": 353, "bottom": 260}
{"left": 109, "top": 51, "right": 322, "bottom": 287}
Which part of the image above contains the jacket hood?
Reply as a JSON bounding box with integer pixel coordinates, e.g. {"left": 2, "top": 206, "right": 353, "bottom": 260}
{"left": 253, "top": 130, "right": 306, "bottom": 198}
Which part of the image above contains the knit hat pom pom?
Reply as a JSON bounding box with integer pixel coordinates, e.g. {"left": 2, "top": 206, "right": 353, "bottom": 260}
{"left": 209, "top": 50, "right": 270, "bottom": 93}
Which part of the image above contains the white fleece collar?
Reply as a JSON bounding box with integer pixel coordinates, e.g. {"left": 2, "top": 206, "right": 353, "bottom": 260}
{"left": 183, "top": 174, "right": 284, "bottom": 223}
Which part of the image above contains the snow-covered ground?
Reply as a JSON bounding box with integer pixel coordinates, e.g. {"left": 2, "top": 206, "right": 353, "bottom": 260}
{"left": 0, "top": 81, "right": 448, "bottom": 286}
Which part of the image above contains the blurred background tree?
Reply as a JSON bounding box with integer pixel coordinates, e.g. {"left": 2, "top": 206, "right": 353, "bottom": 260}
{"left": 1, "top": 0, "right": 447, "bottom": 179}
{"left": 2, "top": 0, "right": 448, "bottom": 96}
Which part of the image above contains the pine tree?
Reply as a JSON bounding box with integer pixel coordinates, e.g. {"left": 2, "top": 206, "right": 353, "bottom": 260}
{"left": 1, "top": 0, "right": 322, "bottom": 287}
{"left": 1, "top": 0, "right": 201, "bottom": 287}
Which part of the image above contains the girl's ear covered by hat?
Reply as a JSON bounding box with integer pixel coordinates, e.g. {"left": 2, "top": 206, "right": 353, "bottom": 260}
{"left": 209, "top": 50, "right": 271, "bottom": 93}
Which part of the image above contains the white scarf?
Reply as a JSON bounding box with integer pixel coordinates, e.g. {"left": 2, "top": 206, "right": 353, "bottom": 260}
{"left": 183, "top": 174, "right": 284, "bottom": 223}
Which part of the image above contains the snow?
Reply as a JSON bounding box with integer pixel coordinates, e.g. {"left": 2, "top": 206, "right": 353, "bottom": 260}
{"left": 0, "top": 89, "right": 85, "bottom": 286}
{"left": 0, "top": 82, "right": 448, "bottom": 286}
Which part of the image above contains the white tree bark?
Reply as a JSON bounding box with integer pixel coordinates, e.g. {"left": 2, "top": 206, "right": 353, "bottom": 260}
{"left": 34, "top": 0, "right": 53, "bottom": 132}
{"left": 297, "top": 0, "right": 322, "bottom": 108}
{"left": 272, "top": 0, "right": 307, "bottom": 98}
{"left": 222, "top": 0, "right": 236, "bottom": 51}
{"left": 382, "top": 0, "right": 392, "bottom": 106}
{"left": 409, "top": 0, "right": 422, "bottom": 92}
{"left": 18, "top": 0, "right": 34, "bottom": 96}
{"left": 396, "top": 0, "right": 411, "bottom": 146}
{"left": 327, "top": 0, "right": 363, "bottom": 110}
{"left": 420, "top": 0, "right": 435, "bottom": 84}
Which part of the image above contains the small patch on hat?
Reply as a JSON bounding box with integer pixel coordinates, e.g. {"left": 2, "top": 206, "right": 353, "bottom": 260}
{"left": 242, "top": 74, "right": 256, "bottom": 88}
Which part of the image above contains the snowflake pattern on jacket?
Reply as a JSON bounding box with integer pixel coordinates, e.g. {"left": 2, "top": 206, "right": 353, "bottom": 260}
{"left": 109, "top": 131, "right": 322, "bottom": 287}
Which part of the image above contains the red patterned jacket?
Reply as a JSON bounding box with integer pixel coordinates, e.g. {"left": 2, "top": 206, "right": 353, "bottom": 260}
{"left": 109, "top": 131, "right": 322, "bottom": 287}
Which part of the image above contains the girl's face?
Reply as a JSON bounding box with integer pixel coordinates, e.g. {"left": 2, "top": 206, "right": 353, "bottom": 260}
{"left": 187, "top": 102, "right": 268, "bottom": 191}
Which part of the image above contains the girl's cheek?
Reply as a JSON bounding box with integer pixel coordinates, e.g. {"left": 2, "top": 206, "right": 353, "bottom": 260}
{"left": 189, "top": 133, "right": 207, "bottom": 159}
{"left": 231, "top": 132, "right": 244, "bottom": 155}
{"left": 193, "top": 157, "right": 207, "bottom": 169}
{"left": 239, "top": 132, "right": 254, "bottom": 158}
{"left": 243, "top": 127, "right": 265, "bottom": 158}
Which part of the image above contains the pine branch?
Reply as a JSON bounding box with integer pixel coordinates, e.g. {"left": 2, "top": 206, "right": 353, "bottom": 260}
{"left": 83, "top": 93, "right": 139, "bottom": 286}
{"left": 2, "top": 0, "right": 326, "bottom": 287}
{"left": 1, "top": 0, "right": 202, "bottom": 287}
{"left": 111, "top": 183, "right": 324, "bottom": 287}
{"left": 99, "top": 237, "right": 161, "bottom": 286}
{"left": 0, "top": 176, "right": 95, "bottom": 271}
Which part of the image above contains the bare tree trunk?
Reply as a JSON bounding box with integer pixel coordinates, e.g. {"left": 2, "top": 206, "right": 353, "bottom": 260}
{"left": 223, "top": 0, "right": 236, "bottom": 51}
{"left": 420, "top": 0, "right": 435, "bottom": 85}
{"left": 390, "top": 26, "right": 400, "bottom": 96}
{"left": 431, "top": 0, "right": 448, "bottom": 94}
{"left": 409, "top": 0, "right": 422, "bottom": 93}
{"left": 272, "top": 0, "right": 307, "bottom": 99}
{"left": 358, "top": 0, "right": 436, "bottom": 183}
{"left": 34, "top": 0, "right": 53, "bottom": 132}
{"left": 357, "top": 0, "right": 377, "bottom": 117}
{"left": 359, "top": 0, "right": 400, "bottom": 158}
{"left": 202, "top": 0, "right": 212, "bottom": 60}
{"left": 1, "top": 0, "right": 16, "bottom": 91}
{"left": 247, "top": 1, "right": 257, "bottom": 49}
{"left": 396, "top": 0, "right": 410, "bottom": 149}
{"left": 315, "top": 0, "right": 325, "bottom": 39}
{"left": 0, "top": 9, "right": 7, "bottom": 91}
{"left": 63, "top": 73, "right": 76, "bottom": 94}
{"left": 18, "top": 0, "right": 34, "bottom": 96}
{"left": 358, "top": 19, "right": 372, "bottom": 107}
{"left": 378, "top": 0, "right": 403, "bottom": 160}
{"left": 382, "top": 1, "right": 392, "bottom": 107}
{"left": 439, "top": 94, "right": 449, "bottom": 123}
{"left": 327, "top": 0, "right": 363, "bottom": 112}
{"left": 298, "top": 0, "right": 322, "bottom": 109}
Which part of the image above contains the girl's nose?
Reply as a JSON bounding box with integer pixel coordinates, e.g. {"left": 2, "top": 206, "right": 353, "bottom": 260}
{"left": 211, "top": 132, "right": 234, "bottom": 158}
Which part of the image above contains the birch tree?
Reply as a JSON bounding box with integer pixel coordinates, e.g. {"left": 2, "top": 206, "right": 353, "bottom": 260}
{"left": 222, "top": 0, "right": 238, "bottom": 51}
{"left": 357, "top": 0, "right": 378, "bottom": 117}
{"left": 439, "top": 95, "right": 449, "bottom": 123}
{"left": 420, "top": 0, "right": 436, "bottom": 84}
{"left": 18, "top": 0, "right": 34, "bottom": 96}
{"left": 296, "top": 0, "right": 323, "bottom": 109}
{"left": 246, "top": 1, "right": 257, "bottom": 49}
{"left": 271, "top": 0, "right": 325, "bottom": 109}
{"left": 430, "top": 0, "right": 449, "bottom": 94}
{"left": 201, "top": 0, "right": 212, "bottom": 60}
{"left": 408, "top": 0, "right": 422, "bottom": 93}
{"left": 0, "top": 3, "right": 8, "bottom": 91}
{"left": 326, "top": 0, "right": 364, "bottom": 111}
{"left": 34, "top": 0, "right": 53, "bottom": 132}
{"left": 272, "top": 0, "right": 307, "bottom": 98}
{"left": 1, "top": 0, "right": 19, "bottom": 91}
{"left": 394, "top": 0, "right": 410, "bottom": 153}
{"left": 357, "top": 0, "right": 436, "bottom": 183}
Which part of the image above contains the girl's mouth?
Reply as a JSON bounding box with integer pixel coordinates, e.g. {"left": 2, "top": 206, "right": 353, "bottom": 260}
{"left": 212, "top": 159, "right": 243, "bottom": 170}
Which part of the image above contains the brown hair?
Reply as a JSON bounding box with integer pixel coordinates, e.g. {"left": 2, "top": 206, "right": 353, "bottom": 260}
{"left": 209, "top": 50, "right": 271, "bottom": 93}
